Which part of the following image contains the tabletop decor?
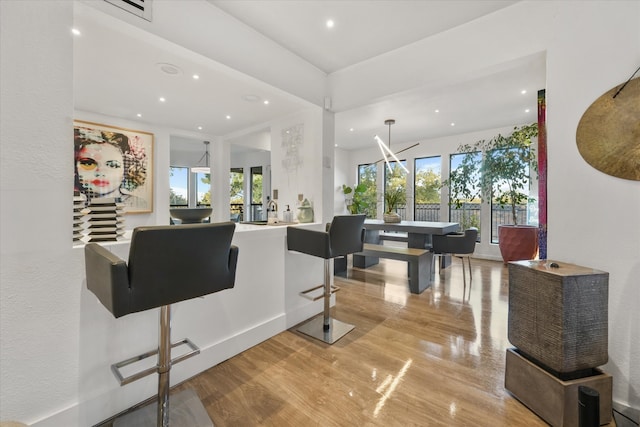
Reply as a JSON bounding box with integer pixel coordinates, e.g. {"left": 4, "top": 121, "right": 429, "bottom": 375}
{"left": 73, "top": 191, "right": 85, "bottom": 242}
{"left": 383, "top": 186, "right": 404, "bottom": 223}
{"left": 84, "top": 197, "right": 125, "bottom": 242}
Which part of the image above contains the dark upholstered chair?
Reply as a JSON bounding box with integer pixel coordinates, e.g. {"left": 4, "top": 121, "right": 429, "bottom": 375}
{"left": 84, "top": 222, "right": 238, "bottom": 426}
{"left": 287, "top": 215, "right": 366, "bottom": 344}
{"left": 431, "top": 227, "right": 478, "bottom": 284}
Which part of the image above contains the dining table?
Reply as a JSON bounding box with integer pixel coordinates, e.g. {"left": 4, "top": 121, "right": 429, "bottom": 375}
{"left": 352, "top": 219, "right": 460, "bottom": 284}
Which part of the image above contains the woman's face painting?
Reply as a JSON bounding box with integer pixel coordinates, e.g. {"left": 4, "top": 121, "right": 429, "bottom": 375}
{"left": 76, "top": 143, "right": 124, "bottom": 197}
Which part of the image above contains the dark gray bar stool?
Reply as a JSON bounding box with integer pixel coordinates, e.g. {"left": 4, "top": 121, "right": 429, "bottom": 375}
{"left": 287, "top": 215, "right": 366, "bottom": 344}
{"left": 84, "top": 222, "right": 239, "bottom": 426}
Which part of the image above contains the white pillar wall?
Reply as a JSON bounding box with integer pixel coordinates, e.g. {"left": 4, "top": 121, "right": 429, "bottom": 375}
{"left": 269, "top": 108, "right": 326, "bottom": 224}
{"left": 1, "top": 1, "right": 77, "bottom": 423}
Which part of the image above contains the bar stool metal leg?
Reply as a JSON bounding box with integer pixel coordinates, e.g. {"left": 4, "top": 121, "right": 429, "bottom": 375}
{"left": 297, "top": 259, "right": 354, "bottom": 344}
{"left": 323, "top": 260, "right": 331, "bottom": 331}
{"left": 158, "top": 305, "right": 171, "bottom": 427}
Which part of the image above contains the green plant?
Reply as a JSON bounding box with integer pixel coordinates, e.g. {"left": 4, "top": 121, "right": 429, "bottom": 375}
{"left": 342, "top": 183, "right": 367, "bottom": 214}
{"left": 384, "top": 186, "right": 406, "bottom": 214}
{"left": 442, "top": 123, "right": 539, "bottom": 225}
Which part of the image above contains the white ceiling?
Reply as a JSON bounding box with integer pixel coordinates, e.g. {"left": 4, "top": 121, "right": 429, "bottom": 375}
{"left": 73, "top": 0, "right": 545, "bottom": 153}
{"left": 209, "top": 0, "right": 520, "bottom": 74}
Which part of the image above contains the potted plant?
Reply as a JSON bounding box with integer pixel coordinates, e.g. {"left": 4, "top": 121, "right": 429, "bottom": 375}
{"left": 442, "top": 123, "right": 539, "bottom": 262}
{"left": 383, "top": 185, "right": 405, "bottom": 223}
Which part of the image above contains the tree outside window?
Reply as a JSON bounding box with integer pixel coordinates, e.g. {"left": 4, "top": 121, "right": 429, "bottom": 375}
{"left": 169, "top": 167, "right": 188, "bottom": 206}
{"left": 197, "top": 172, "right": 211, "bottom": 206}
{"left": 384, "top": 161, "right": 408, "bottom": 219}
{"left": 414, "top": 156, "right": 441, "bottom": 221}
{"left": 356, "top": 163, "right": 377, "bottom": 218}
{"left": 230, "top": 167, "right": 244, "bottom": 216}
{"left": 249, "top": 166, "right": 263, "bottom": 221}
{"left": 447, "top": 152, "right": 481, "bottom": 232}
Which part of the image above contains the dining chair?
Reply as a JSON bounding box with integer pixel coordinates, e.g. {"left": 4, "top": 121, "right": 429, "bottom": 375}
{"left": 431, "top": 227, "right": 478, "bottom": 285}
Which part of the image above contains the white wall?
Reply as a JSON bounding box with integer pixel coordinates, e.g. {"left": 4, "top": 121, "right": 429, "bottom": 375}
{"left": 269, "top": 108, "right": 327, "bottom": 223}
{"left": 1, "top": 2, "right": 77, "bottom": 424}
{"left": 334, "top": 147, "right": 351, "bottom": 216}
{"left": 333, "top": 0, "right": 640, "bottom": 409}
{"left": 542, "top": 3, "right": 640, "bottom": 409}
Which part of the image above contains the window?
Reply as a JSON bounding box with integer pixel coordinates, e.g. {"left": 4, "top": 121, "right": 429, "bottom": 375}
{"left": 448, "top": 152, "right": 481, "bottom": 233}
{"left": 169, "top": 167, "right": 188, "bottom": 206}
{"left": 383, "top": 160, "right": 408, "bottom": 220}
{"left": 196, "top": 172, "right": 210, "bottom": 206}
{"left": 230, "top": 167, "right": 244, "bottom": 218}
{"left": 357, "top": 163, "right": 377, "bottom": 218}
{"left": 250, "top": 166, "right": 263, "bottom": 221}
{"left": 414, "top": 156, "right": 441, "bottom": 221}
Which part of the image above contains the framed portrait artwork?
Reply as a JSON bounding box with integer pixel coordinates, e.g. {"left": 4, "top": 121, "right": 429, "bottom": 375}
{"left": 74, "top": 120, "right": 154, "bottom": 214}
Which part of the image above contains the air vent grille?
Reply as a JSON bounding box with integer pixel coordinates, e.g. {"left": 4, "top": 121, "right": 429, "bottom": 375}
{"left": 104, "top": 0, "right": 152, "bottom": 22}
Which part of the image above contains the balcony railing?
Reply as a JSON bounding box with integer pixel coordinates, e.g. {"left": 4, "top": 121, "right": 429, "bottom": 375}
{"left": 449, "top": 203, "right": 530, "bottom": 243}
{"left": 414, "top": 203, "right": 441, "bottom": 221}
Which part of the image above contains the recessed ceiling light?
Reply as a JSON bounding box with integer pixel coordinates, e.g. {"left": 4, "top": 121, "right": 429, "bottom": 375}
{"left": 226, "top": 115, "right": 231, "bottom": 120}
{"left": 525, "top": 108, "right": 530, "bottom": 113}
{"left": 326, "top": 19, "right": 335, "bottom": 28}
{"left": 197, "top": 126, "right": 203, "bottom": 130}
{"left": 521, "top": 89, "right": 527, "bottom": 94}
{"left": 435, "top": 109, "right": 440, "bottom": 113}
{"left": 192, "top": 74, "right": 199, "bottom": 80}
{"left": 263, "top": 100, "right": 270, "bottom": 105}
{"left": 136, "top": 113, "right": 142, "bottom": 117}
{"left": 450, "top": 122, "right": 455, "bottom": 126}
{"left": 335, "top": 143, "right": 338, "bottom": 147}
{"left": 156, "top": 63, "right": 182, "bottom": 75}
{"left": 71, "top": 28, "right": 81, "bottom": 36}
{"left": 159, "top": 97, "right": 166, "bottom": 102}
{"left": 349, "top": 128, "right": 354, "bottom": 132}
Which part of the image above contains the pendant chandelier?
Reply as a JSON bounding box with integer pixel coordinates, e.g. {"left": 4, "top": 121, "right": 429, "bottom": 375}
{"left": 374, "top": 119, "right": 409, "bottom": 174}
{"left": 191, "top": 140, "right": 210, "bottom": 174}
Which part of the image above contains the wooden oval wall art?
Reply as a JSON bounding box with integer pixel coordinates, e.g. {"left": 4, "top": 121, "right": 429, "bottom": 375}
{"left": 576, "top": 77, "right": 640, "bottom": 181}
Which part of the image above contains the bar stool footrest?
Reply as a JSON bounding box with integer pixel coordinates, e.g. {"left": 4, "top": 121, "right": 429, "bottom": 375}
{"left": 299, "top": 284, "right": 340, "bottom": 301}
{"left": 111, "top": 338, "right": 200, "bottom": 386}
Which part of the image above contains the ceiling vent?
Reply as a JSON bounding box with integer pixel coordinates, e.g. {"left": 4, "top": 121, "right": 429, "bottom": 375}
{"left": 104, "top": 0, "right": 152, "bottom": 22}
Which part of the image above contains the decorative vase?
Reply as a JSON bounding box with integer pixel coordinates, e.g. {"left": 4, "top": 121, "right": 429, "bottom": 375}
{"left": 498, "top": 225, "right": 539, "bottom": 264}
{"left": 297, "top": 198, "right": 314, "bottom": 223}
{"left": 383, "top": 212, "right": 401, "bottom": 223}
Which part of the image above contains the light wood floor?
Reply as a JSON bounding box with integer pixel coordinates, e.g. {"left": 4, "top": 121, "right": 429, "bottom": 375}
{"left": 112, "top": 257, "right": 620, "bottom": 426}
